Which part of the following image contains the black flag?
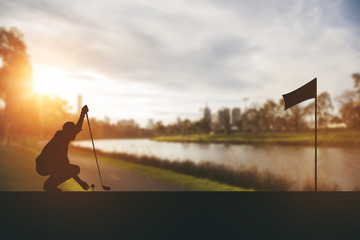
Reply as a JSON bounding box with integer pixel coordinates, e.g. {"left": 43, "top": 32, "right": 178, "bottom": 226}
{"left": 282, "top": 78, "right": 316, "bottom": 110}
{"left": 282, "top": 77, "right": 318, "bottom": 191}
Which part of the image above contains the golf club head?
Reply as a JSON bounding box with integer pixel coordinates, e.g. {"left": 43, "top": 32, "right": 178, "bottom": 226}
{"left": 102, "top": 185, "right": 111, "bottom": 191}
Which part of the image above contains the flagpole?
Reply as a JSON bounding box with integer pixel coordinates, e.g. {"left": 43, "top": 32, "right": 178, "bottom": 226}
{"left": 315, "top": 79, "right": 317, "bottom": 192}
{"left": 282, "top": 77, "right": 318, "bottom": 191}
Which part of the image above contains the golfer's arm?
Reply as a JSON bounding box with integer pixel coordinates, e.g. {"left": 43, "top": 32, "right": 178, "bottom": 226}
{"left": 75, "top": 112, "right": 86, "bottom": 133}
{"left": 73, "top": 175, "right": 82, "bottom": 183}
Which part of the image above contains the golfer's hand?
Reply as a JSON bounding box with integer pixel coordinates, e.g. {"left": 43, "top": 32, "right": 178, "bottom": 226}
{"left": 81, "top": 105, "right": 89, "bottom": 115}
{"left": 80, "top": 181, "right": 90, "bottom": 191}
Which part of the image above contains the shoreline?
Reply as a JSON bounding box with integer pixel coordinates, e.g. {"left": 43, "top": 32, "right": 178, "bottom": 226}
{"left": 152, "top": 131, "right": 360, "bottom": 148}
{"left": 69, "top": 145, "right": 250, "bottom": 191}
{"left": 152, "top": 138, "right": 360, "bottom": 148}
{"left": 71, "top": 145, "right": 301, "bottom": 191}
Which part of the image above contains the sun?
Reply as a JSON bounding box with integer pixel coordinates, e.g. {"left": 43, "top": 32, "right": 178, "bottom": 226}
{"left": 33, "top": 66, "right": 62, "bottom": 95}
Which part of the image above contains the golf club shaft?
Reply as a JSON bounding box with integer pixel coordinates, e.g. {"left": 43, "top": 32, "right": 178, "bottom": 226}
{"left": 86, "top": 113, "right": 105, "bottom": 187}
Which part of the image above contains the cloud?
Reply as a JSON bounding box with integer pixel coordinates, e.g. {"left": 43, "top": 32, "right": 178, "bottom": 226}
{"left": 0, "top": 0, "right": 359, "bottom": 125}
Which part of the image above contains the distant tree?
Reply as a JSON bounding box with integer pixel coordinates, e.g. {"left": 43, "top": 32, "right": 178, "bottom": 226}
{"left": 288, "top": 105, "right": 309, "bottom": 132}
{"left": 317, "top": 92, "right": 334, "bottom": 128}
{"left": 330, "top": 116, "right": 343, "bottom": 125}
{"left": 353, "top": 73, "right": 360, "bottom": 94}
{"left": 304, "top": 92, "right": 334, "bottom": 128}
{"left": 235, "top": 119, "right": 243, "bottom": 132}
{"left": 241, "top": 108, "right": 260, "bottom": 133}
{"left": 180, "top": 119, "right": 192, "bottom": 135}
{"left": 114, "top": 119, "right": 140, "bottom": 137}
{"left": 337, "top": 74, "right": 360, "bottom": 129}
{"left": 211, "top": 117, "right": 221, "bottom": 134}
{"left": 155, "top": 121, "right": 166, "bottom": 136}
{"left": 0, "top": 27, "right": 33, "bottom": 145}
{"left": 258, "top": 99, "right": 282, "bottom": 132}
{"left": 39, "top": 95, "right": 72, "bottom": 137}
{"left": 165, "top": 123, "right": 180, "bottom": 135}
{"left": 275, "top": 96, "right": 310, "bottom": 132}
{"left": 270, "top": 99, "right": 287, "bottom": 132}
{"left": 199, "top": 118, "right": 211, "bottom": 134}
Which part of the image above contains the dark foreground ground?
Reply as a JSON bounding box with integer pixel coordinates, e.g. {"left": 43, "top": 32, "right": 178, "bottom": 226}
{"left": 1, "top": 192, "right": 360, "bottom": 239}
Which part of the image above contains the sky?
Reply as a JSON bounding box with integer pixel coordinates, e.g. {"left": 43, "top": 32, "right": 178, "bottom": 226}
{"left": 0, "top": 0, "right": 359, "bottom": 126}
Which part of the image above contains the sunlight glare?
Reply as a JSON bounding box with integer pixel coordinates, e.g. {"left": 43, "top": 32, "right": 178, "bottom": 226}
{"left": 33, "top": 66, "right": 64, "bottom": 95}
{"left": 0, "top": 99, "right": 5, "bottom": 110}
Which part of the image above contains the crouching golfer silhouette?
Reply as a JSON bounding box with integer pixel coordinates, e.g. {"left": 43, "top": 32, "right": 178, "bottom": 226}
{"left": 36, "top": 105, "right": 90, "bottom": 192}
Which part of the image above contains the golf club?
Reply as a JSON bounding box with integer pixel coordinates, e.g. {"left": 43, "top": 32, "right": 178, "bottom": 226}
{"left": 86, "top": 112, "right": 111, "bottom": 191}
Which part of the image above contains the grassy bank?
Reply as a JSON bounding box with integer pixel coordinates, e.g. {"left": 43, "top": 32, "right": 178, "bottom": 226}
{"left": 0, "top": 141, "right": 248, "bottom": 191}
{"left": 0, "top": 143, "right": 44, "bottom": 191}
{"left": 0, "top": 142, "right": 85, "bottom": 191}
{"left": 153, "top": 130, "right": 360, "bottom": 147}
{"left": 72, "top": 146, "right": 291, "bottom": 191}
{"left": 70, "top": 147, "right": 249, "bottom": 191}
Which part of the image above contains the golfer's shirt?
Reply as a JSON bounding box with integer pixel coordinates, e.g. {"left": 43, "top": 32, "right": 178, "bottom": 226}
{"left": 39, "top": 130, "right": 74, "bottom": 166}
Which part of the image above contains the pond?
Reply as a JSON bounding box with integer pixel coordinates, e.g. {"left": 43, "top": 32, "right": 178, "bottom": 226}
{"left": 73, "top": 139, "right": 360, "bottom": 190}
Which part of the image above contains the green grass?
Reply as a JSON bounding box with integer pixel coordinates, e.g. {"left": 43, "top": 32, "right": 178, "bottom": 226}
{"left": 70, "top": 148, "right": 251, "bottom": 191}
{"left": 0, "top": 141, "right": 250, "bottom": 191}
{"left": 72, "top": 146, "right": 286, "bottom": 190}
{"left": 153, "top": 130, "right": 360, "bottom": 147}
{"left": 0, "top": 143, "right": 43, "bottom": 190}
{"left": 0, "top": 142, "right": 81, "bottom": 191}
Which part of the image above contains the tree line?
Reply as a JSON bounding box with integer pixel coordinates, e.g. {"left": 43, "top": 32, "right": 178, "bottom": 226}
{"left": 153, "top": 75, "right": 360, "bottom": 136}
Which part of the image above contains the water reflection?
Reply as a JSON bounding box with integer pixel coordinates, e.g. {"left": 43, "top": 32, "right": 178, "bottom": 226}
{"left": 73, "top": 139, "right": 360, "bottom": 190}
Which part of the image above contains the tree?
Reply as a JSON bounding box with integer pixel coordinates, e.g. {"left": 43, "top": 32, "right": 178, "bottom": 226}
{"left": 36, "top": 95, "right": 72, "bottom": 138}
{"left": 304, "top": 92, "right": 334, "bottom": 128}
{"left": 199, "top": 118, "right": 211, "bottom": 134}
{"left": 353, "top": 73, "right": 360, "bottom": 94}
{"left": 337, "top": 74, "right": 360, "bottom": 129}
{"left": 0, "top": 27, "right": 33, "bottom": 145}
{"left": 180, "top": 119, "right": 192, "bottom": 135}
{"left": 271, "top": 99, "right": 289, "bottom": 132}
{"left": 258, "top": 99, "right": 282, "bottom": 132}
{"left": 330, "top": 116, "right": 343, "bottom": 125}
{"left": 317, "top": 92, "right": 334, "bottom": 128}
{"left": 241, "top": 108, "right": 260, "bottom": 133}
{"left": 155, "top": 121, "right": 166, "bottom": 136}
{"left": 288, "top": 105, "right": 309, "bottom": 132}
